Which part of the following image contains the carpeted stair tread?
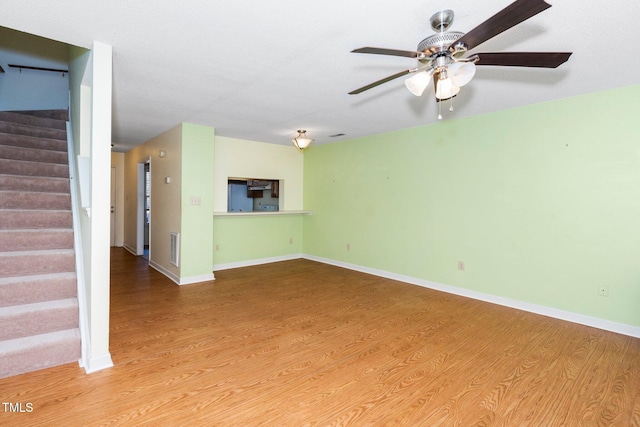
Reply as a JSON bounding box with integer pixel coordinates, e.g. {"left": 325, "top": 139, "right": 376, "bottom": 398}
{"left": 0, "top": 249, "right": 76, "bottom": 278}
{"left": 0, "top": 272, "right": 77, "bottom": 307}
{"left": 9, "top": 110, "right": 69, "bottom": 122}
{"left": 0, "top": 298, "right": 79, "bottom": 341}
{"left": 0, "top": 229, "right": 74, "bottom": 251}
{"left": 0, "top": 111, "right": 67, "bottom": 130}
{"left": 0, "top": 209, "right": 72, "bottom": 229}
{"left": 0, "top": 121, "right": 67, "bottom": 141}
{"left": 0, "top": 132, "right": 67, "bottom": 152}
{"left": 0, "top": 328, "right": 80, "bottom": 379}
{"left": 0, "top": 174, "right": 69, "bottom": 193}
{"left": 0, "top": 158, "right": 69, "bottom": 179}
{"left": 0, "top": 190, "right": 71, "bottom": 210}
{"left": 0, "top": 144, "right": 68, "bottom": 164}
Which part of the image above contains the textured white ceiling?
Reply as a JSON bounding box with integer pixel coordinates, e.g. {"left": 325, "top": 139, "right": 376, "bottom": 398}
{"left": 1, "top": 1, "right": 639, "bottom": 151}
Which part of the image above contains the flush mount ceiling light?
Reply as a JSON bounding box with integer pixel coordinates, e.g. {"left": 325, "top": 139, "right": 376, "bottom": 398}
{"left": 349, "top": 0, "right": 572, "bottom": 120}
{"left": 292, "top": 130, "right": 313, "bottom": 152}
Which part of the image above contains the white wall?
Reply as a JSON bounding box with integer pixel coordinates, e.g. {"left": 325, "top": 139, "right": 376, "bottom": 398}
{"left": 87, "top": 41, "right": 113, "bottom": 372}
{"left": 68, "top": 41, "right": 114, "bottom": 374}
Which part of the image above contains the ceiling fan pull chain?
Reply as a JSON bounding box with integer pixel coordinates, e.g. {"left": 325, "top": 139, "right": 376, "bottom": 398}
{"left": 438, "top": 100, "right": 443, "bottom": 120}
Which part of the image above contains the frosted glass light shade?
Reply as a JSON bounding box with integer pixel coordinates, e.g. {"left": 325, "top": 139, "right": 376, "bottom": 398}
{"left": 404, "top": 71, "right": 431, "bottom": 96}
{"left": 448, "top": 62, "right": 476, "bottom": 87}
{"left": 292, "top": 130, "right": 313, "bottom": 151}
{"left": 434, "top": 76, "right": 460, "bottom": 100}
{"left": 294, "top": 137, "right": 312, "bottom": 149}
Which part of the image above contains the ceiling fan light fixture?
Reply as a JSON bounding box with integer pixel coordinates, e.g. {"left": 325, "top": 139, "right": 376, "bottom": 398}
{"left": 292, "top": 130, "right": 313, "bottom": 152}
{"left": 348, "top": 0, "right": 573, "bottom": 118}
{"left": 405, "top": 71, "right": 431, "bottom": 96}
{"left": 448, "top": 61, "right": 476, "bottom": 87}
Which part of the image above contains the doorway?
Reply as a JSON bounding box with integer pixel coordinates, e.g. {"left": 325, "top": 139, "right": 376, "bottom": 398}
{"left": 137, "top": 160, "right": 151, "bottom": 260}
{"left": 110, "top": 167, "right": 116, "bottom": 246}
{"left": 143, "top": 162, "right": 150, "bottom": 260}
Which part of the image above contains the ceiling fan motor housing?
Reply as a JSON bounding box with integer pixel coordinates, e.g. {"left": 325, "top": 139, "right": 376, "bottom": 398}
{"left": 417, "top": 31, "right": 464, "bottom": 62}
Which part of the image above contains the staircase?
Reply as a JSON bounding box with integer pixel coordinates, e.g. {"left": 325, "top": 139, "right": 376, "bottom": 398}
{"left": 0, "top": 110, "right": 81, "bottom": 379}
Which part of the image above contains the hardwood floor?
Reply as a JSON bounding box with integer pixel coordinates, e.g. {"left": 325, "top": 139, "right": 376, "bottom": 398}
{"left": 1, "top": 248, "right": 639, "bottom": 425}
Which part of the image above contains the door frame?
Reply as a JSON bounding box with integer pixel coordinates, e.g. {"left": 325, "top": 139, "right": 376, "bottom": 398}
{"left": 136, "top": 159, "right": 151, "bottom": 257}
{"left": 110, "top": 166, "right": 116, "bottom": 246}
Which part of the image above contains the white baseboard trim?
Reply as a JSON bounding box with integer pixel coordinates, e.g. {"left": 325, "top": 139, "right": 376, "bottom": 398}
{"left": 123, "top": 244, "right": 138, "bottom": 256}
{"left": 149, "top": 260, "right": 215, "bottom": 285}
{"left": 178, "top": 273, "right": 216, "bottom": 285}
{"left": 213, "top": 254, "right": 304, "bottom": 272}
{"left": 149, "top": 260, "right": 180, "bottom": 284}
{"left": 83, "top": 353, "right": 114, "bottom": 374}
{"left": 304, "top": 254, "right": 640, "bottom": 339}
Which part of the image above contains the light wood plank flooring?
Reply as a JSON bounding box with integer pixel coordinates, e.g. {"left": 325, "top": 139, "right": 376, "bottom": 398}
{"left": 1, "top": 248, "right": 639, "bottom": 425}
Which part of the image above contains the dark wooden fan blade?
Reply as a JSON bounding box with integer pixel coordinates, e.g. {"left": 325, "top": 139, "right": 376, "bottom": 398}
{"left": 349, "top": 69, "right": 413, "bottom": 95}
{"left": 450, "top": 0, "right": 551, "bottom": 52}
{"left": 351, "top": 47, "right": 421, "bottom": 58}
{"left": 475, "top": 52, "right": 572, "bottom": 68}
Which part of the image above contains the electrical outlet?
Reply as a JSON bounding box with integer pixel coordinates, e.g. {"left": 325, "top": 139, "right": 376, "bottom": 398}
{"left": 289, "top": 237, "right": 293, "bottom": 245}
{"left": 457, "top": 261, "right": 465, "bottom": 271}
{"left": 598, "top": 285, "right": 609, "bottom": 297}
{"left": 347, "top": 243, "right": 351, "bottom": 251}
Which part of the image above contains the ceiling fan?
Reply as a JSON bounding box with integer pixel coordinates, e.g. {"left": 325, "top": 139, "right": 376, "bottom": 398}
{"left": 349, "top": 0, "right": 572, "bottom": 117}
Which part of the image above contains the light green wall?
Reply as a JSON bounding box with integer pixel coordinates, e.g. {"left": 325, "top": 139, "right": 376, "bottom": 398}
{"left": 213, "top": 215, "right": 304, "bottom": 266}
{"left": 303, "top": 84, "right": 640, "bottom": 327}
{"left": 180, "top": 123, "right": 215, "bottom": 278}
